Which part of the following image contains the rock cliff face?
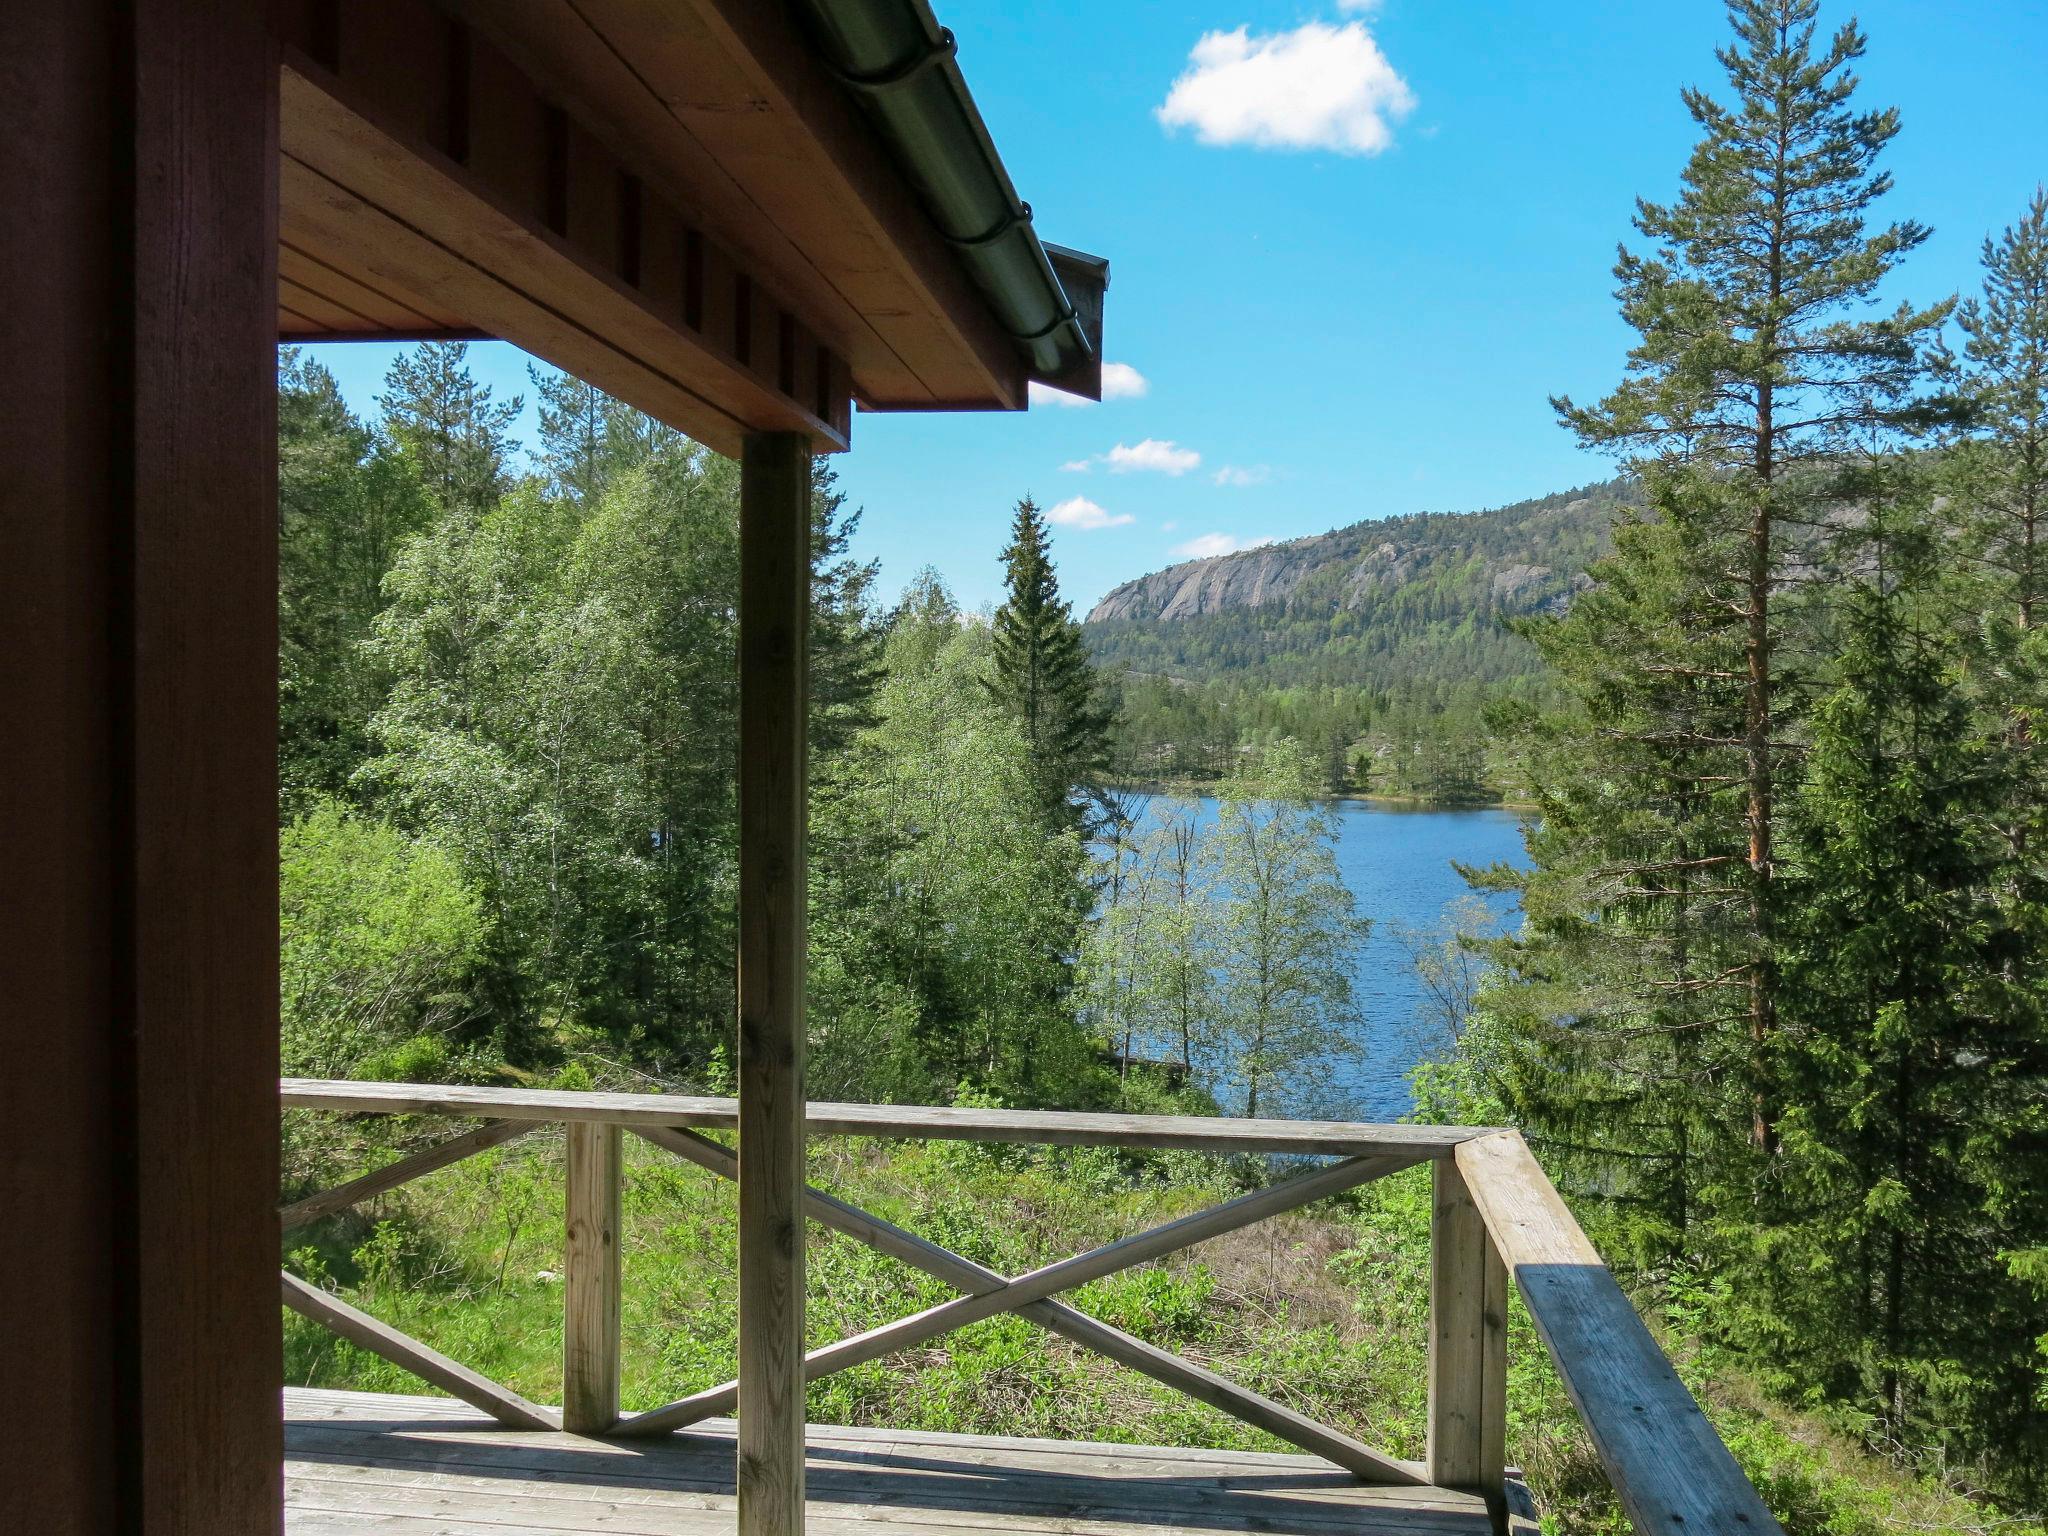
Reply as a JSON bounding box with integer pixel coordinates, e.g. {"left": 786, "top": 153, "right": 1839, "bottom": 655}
{"left": 1083, "top": 479, "right": 1630, "bottom": 691}
{"left": 1085, "top": 480, "right": 1627, "bottom": 628}
{"left": 1086, "top": 538, "right": 1333, "bottom": 624}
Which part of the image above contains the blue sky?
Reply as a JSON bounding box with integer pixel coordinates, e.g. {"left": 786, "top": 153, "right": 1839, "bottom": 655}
{"left": 306, "top": 0, "right": 2048, "bottom": 613}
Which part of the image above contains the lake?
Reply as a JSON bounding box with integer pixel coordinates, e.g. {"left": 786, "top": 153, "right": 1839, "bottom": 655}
{"left": 1121, "top": 797, "right": 1531, "bottom": 1121}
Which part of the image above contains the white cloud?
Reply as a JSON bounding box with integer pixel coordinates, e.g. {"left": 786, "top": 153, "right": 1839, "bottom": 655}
{"left": 1028, "top": 361, "right": 1151, "bottom": 408}
{"left": 1212, "top": 464, "right": 1271, "bottom": 487}
{"left": 1105, "top": 438, "right": 1201, "bottom": 475}
{"left": 1172, "top": 532, "right": 1276, "bottom": 560}
{"left": 1046, "top": 495, "right": 1133, "bottom": 531}
{"left": 1337, "top": 0, "right": 1383, "bottom": 13}
{"left": 1157, "top": 21, "right": 1415, "bottom": 156}
{"left": 1101, "top": 362, "right": 1149, "bottom": 400}
{"left": 1060, "top": 458, "right": 1092, "bottom": 473}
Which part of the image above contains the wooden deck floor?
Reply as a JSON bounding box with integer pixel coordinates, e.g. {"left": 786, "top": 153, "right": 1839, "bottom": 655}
{"left": 284, "top": 1388, "right": 1502, "bottom": 1535}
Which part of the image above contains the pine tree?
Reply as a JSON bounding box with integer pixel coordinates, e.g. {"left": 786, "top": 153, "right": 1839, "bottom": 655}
{"left": 531, "top": 365, "right": 686, "bottom": 506}
{"left": 1957, "top": 188, "right": 2048, "bottom": 630}
{"left": 1954, "top": 192, "right": 2048, "bottom": 872}
{"left": 1550, "top": 0, "right": 1949, "bottom": 1152}
{"left": 1944, "top": 189, "right": 2048, "bottom": 1501}
{"left": 378, "top": 341, "right": 522, "bottom": 515}
{"left": 985, "top": 496, "right": 1112, "bottom": 826}
{"left": 278, "top": 349, "right": 432, "bottom": 810}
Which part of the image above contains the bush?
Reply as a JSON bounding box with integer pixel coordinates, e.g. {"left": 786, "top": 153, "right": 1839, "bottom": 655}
{"left": 281, "top": 798, "right": 489, "bottom": 1078}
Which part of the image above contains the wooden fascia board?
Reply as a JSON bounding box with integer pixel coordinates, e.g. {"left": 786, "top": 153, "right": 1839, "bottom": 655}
{"left": 629, "top": 0, "right": 1026, "bottom": 409}
{"left": 278, "top": 40, "right": 851, "bottom": 452}
{"left": 444, "top": 0, "right": 934, "bottom": 411}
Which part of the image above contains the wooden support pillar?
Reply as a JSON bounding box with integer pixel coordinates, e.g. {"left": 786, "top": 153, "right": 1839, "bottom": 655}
{"left": 736, "top": 431, "right": 811, "bottom": 1536}
{"left": 0, "top": 3, "right": 282, "bottom": 1532}
{"left": 563, "top": 1122, "right": 623, "bottom": 1434}
{"left": 1428, "top": 1156, "right": 1508, "bottom": 1529}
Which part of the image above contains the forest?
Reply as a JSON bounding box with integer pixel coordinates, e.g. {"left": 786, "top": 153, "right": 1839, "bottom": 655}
{"left": 1088, "top": 481, "right": 1628, "bottom": 801}
{"left": 276, "top": 0, "right": 2048, "bottom": 1529}
{"left": 278, "top": 340, "right": 1375, "bottom": 1125}
{"left": 1434, "top": 0, "right": 2048, "bottom": 1514}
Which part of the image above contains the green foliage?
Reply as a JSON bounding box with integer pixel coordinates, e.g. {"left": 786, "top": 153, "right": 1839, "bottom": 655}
{"left": 1209, "top": 742, "right": 1370, "bottom": 1117}
{"left": 378, "top": 340, "right": 521, "bottom": 515}
{"left": 278, "top": 350, "right": 434, "bottom": 811}
{"left": 1079, "top": 741, "right": 1366, "bottom": 1119}
{"left": 809, "top": 579, "right": 1099, "bottom": 1105}
{"left": 363, "top": 446, "right": 744, "bottom": 1066}
{"left": 1089, "top": 481, "right": 1627, "bottom": 801}
{"left": 279, "top": 799, "right": 488, "bottom": 1078}
{"left": 987, "top": 496, "right": 1114, "bottom": 827}
{"left": 1952, "top": 186, "right": 2048, "bottom": 628}
{"left": 1467, "top": 2, "right": 2048, "bottom": 1510}
{"left": 1760, "top": 472, "right": 2048, "bottom": 1495}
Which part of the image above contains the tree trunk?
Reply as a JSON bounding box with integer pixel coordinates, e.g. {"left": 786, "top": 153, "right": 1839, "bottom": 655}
{"left": 1746, "top": 383, "right": 1778, "bottom": 1155}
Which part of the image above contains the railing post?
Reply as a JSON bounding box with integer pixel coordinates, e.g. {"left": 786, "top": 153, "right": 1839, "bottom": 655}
{"left": 1428, "top": 1153, "right": 1506, "bottom": 1529}
{"left": 564, "top": 1120, "right": 622, "bottom": 1434}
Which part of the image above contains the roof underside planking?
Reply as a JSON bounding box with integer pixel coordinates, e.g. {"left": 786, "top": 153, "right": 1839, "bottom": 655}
{"left": 274, "top": 0, "right": 1107, "bottom": 457}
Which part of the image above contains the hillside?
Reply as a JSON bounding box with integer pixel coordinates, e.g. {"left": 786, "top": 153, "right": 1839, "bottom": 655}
{"left": 1085, "top": 478, "right": 1629, "bottom": 694}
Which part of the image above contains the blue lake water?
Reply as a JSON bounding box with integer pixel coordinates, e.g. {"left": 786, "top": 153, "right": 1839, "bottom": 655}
{"left": 1124, "top": 798, "right": 1531, "bottom": 1121}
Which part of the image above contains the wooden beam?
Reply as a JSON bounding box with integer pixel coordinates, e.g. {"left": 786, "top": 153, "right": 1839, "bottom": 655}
{"left": 634, "top": 1124, "right": 1423, "bottom": 1483}
{"left": 2, "top": 3, "right": 282, "bottom": 1530}
{"left": 281, "top": 1273, "right": 559, "bottom": 1432}
{"left": 1428, "top": 1156, "right": 1507, "bottom": 1524}
{"left": 272, "top": 3, "right": 858, "bottom": 452}
{"left": 624, "top": 1153, "right": 1413, "bottom": 1437}
{"left": 565, "top": 0, "right": 1026, "bottom": 409}
{"left": 279, "top": 1120, "right": 534, "bottom": 1234}
{"left": 277, "top": 1079, "right": 1486, "bottom": 1159}
{"left": 563, "top": 1122, "right": 624, "bottom": 1435}
{"left": 737, "top": 432, "right": 812, "bottom": 1536}
{"left": 1456, "top": 1133, "right": 1784, "bottom": 1536}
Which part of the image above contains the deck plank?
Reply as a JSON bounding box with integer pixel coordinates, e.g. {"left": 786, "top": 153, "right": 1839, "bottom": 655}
{"left": 286, "top": 1388, "right": 1489, "bottom": 1536}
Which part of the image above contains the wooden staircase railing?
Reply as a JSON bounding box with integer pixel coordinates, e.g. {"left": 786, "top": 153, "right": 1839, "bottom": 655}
{"left": 278, "top": 1078, "right": 1784, "bottom": 1536}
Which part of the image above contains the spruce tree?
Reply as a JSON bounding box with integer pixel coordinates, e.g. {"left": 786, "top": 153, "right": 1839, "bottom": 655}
{"left": 1549, "top": 0, "right": 1949, "bottom": 1153}
{"left": 808, "top": 460, "right": 883, "bottom": 759}
{"left": 1480, "top": 499, "right": 1755, "bottom": 1267}
{"left": 985, "top": 496, "right": 1112, "bottom": 826}
{"left": 1765, "top": 464, "right": 2048, "bottom": 1485}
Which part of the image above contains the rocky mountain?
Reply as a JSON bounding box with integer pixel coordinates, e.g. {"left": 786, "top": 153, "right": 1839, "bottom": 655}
{"left": 1084, "top": 479, "right": 1630, "bottom": 692}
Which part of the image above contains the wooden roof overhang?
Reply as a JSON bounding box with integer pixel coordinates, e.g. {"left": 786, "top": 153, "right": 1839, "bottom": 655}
{"left": 274, "top": 0, "right": 1104, "bottom": 457}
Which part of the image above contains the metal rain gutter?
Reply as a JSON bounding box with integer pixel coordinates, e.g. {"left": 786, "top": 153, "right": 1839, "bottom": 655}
{"left": 796, "top": 0, "right": 1096, "bottom": 387}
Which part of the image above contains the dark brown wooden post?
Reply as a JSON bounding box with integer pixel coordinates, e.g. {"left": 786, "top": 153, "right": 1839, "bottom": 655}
{"left": 0, "top": 2, "right": 282, "bottom": 1532}
{"left": 736, "top": 431, "right": 811, "bottom": 1536}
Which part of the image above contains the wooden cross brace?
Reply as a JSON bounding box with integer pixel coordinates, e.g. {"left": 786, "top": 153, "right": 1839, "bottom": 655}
{"left": 275, "top": 1115, "right": 1423, "bottom": 1484}
{"left": 621, "top": 1126, "right": 1424, "bottom": 1484}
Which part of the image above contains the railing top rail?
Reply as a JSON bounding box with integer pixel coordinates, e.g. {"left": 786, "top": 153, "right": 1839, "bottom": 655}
{"left": 1456, "top": 1132, "right": 1785, "bottom": 1536}
{"left": 279, "top": 1078, "right": 1495, "bottom": 1158}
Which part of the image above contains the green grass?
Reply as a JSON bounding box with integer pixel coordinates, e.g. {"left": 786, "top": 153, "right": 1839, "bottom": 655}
{"left": 283, "top": 1121, "right": 2032, "bottom": 1536}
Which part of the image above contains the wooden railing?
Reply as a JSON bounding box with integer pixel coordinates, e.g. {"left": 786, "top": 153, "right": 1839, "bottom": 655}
{"left": 279, "top": 1079, "right": 1784, "bottom": 1536}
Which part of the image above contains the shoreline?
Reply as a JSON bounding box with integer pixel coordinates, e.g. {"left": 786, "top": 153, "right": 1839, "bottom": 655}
{"left": 1108, "top": 778, "right": 1537, "bottom": 813}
